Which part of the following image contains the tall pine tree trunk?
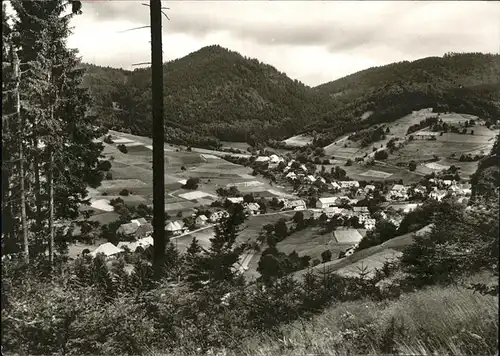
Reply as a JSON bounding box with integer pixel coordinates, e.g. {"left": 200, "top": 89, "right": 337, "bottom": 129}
{"left": 47, "top": 144, "right": 54, "bottom": 267}
{"left": 12, "top": 46, "right": 29, "bottom": 263}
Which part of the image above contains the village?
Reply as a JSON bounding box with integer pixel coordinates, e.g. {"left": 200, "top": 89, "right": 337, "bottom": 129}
{"left": 84, "top": 145, "right": 473, "bottom": 272}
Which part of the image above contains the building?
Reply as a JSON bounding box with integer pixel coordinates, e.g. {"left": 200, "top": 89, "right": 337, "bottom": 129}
{"left": 285, "top": 172, "right": 297, "bottom": 180}
{"left": 285, "top": 199, "right": 307, "bottom": 210}
{"left": 429, "top": 190, "right": 447, "bottom": 202}
{"left": 364, "top": 218, "right": 376, "bottom": 230}
{"left": 165, "top": 220, "right": 185, "bottom": 236}
{"left": 306, "top": 175, "right": 316, "bottom": 183}
{"left": 195, "top": 215, "right": 208, "bottom": 227}
{"left": 339, "top": 181, "right": 360, "bottom": 189}
{"left": 414, "top": 131, "right": 439, "bottom": 140}
{"left": 316, "top": 197, "right": 338, "bottom": 209}
{"left": 210, "top": 210, "right": 229, "bottom": 223}
{"left": 269, "top": 154, "right": 284, "bottom": 163}
{"left": 255, "top": 156, "right": 270, "bottom": 163}
{"left": 227, "top": 197, "right": 244, "bottom": 204}
{"left": 245, "top": 202, "right": 261, "bottom": 215}
{"left": 364, "top": 185, "right": 376, "bottom": 193}
{"left": 353, "top": 206, "right": 369, "bottom": 214}
{"left": 90, "top": 243, "right": 123, "bottom": 258}
{"left": 116, "top": 222, "right": 140, "bottom": 238}
{"left": 324, "top": 206, "right": 343, "bottom": 218}
{"left": 331, "top": 182, "right": 341, "bottom": 190}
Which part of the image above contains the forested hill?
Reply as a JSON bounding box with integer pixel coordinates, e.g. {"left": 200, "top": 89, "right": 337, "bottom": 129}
{"left": 310, "top": 52, "right": 500, "bottom": 145}
{"left": 82, "top": 49, "right": 500, "bottom": 149}
{"left": 82, "top": 45, "right": 335, "bottom": 147}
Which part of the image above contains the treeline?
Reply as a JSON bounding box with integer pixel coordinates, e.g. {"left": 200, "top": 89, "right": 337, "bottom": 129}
{"left": 1, "top": 2, "right": 105, "bottom": 263}
{"left": 84, "top": 48, "right": 500, "bottom": 149}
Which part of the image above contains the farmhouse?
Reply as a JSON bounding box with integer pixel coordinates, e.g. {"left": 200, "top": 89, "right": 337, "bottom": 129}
{"left": 245, "top": 202, "right": 261, "bottom": 215}
{"left": 318, "top": 177, "right": 326, "bottom": 184}
{"left": 116, "top": 222, "right": 139, "bottom": 238}
{"left": 90, "top": 243, "right": 123, "bottom": 258}
{"left": 300, "top": 164, "right": 308, "bottom": 172}
{"left": 165, "top": 221, "right": 185, "bottom": 236}
{"left": 285, "top": 172, "right": 297, "bottom": 180}
{"left": 284, "top": 199, "right": 307, "bottom": 210}
{"left": 316, "top": 197, "right": 338, "bottom": 209}
{"left": 195, "top": 215, "right": 208, "bottom": 227}
{"left": 339, "top": 181, "right": 360, "bottom": 189}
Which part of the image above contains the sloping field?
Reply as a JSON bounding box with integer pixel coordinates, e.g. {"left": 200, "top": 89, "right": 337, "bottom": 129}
{"left": 277, "top": 229, "right": 346, "bottom": 262}
{"left": 292, "top": 231, "right": 415, "bottom": 281}
{"left": 164, "top": 201, "right": 196, "bottom": 211}
{"left": 89, "top": 211, "right": 121, "bottom": 225}
{"left": 178, "top": 191, "right": 217, "bottom": 200}
{"left": 425, "top": 162, "right": 450, "bottom": 170}
{"left": 200, "top": 154, "right": 221, "bottom": 160}
{"left": 333, "top": 229, "right": 363, "bottom": 244}
{"left": 359, "top": 169, "right": 393, "bottom": 178}
{"left": 334, "top": 249, "right": 403, "bottom": 278}
{"left": 99, "top": 179, "right": 148, "bottom": 189}
{"left": 90, "top": 199, "right": 114, "bottom": 212}
{"left": 283, "top": 134, "right": 314, "bottom": 147}
{"left": 112, "top": 137, "right": 135, "bottom": 144}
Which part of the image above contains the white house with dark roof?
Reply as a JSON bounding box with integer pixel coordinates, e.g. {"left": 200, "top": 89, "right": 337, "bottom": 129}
{"left": 165, "top": 220, "right": 185, "bottom": 236}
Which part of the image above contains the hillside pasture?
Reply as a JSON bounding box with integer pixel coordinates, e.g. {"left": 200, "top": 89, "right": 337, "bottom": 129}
{"left": 283, "top": 134, "right": 314, "bottom": 147}
{"left": 292, "top": 231, "right": 415, "bottom": 281}
{"left": 277, "top": 228, "right": 349, "bottom": 262}
{"left": 88, "top": 211, "right": 121, "bottom": 225}
{"left": 334, "top": 249, "right": 402, "bottom": 278}
{"left": 333, "top": 229, "right": 363, "bottom": 244}
{"left": 359, "top": 169, "right": 393, "bottom": 179}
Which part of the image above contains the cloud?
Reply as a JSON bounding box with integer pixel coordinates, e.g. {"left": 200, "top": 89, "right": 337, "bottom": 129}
{"left": 70, "top": 0, "right": 499, "bottom": 86}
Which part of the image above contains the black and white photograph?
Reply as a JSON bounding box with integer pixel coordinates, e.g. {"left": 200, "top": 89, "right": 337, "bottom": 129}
{"left": 2, "top": 1, "right": 499, "bottom": 355}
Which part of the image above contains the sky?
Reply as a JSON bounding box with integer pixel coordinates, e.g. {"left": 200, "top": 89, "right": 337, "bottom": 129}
{"left": 64, "top": 1, "right": 500, "bottom": 86}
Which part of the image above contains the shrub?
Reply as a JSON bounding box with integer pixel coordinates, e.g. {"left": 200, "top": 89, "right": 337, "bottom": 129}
{"left": 408, "top": 161, "right": 417, "bottom": 171}
{"left": 119, "top": 189, "right": 130, "bottom": 196}
{"left": 105, "top": 172, "right": 113, "bottom": 180}
{"left": 345, "top": 159, "right": 353, "bottom": 166}
{"left": 183, "top": 177, "right": 200, "bottom": 190}
{"left": 103, "top": 135, "right": 113, "bottom": 144}
{"left": 321, "top": 249, "right": 332, "bottom": 263}
{"left": 97, "top": 160, "right": 112, "bottom": 171}
{"left": 117, "top": 144, "right": 128, "bottom": 154}
{"left": 374, "top": 150, "right": 389, "bottom": 160}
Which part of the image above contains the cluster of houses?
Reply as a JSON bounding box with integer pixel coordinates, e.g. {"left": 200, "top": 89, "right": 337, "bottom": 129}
{"left": 386, "top": 179, "right": 472, "bottom": 203}
{"left": 312, "top": 198, "right": 376, "bottom": 230}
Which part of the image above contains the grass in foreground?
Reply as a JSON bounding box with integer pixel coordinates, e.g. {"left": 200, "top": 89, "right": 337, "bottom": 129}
{"left": 152, "top": 284, "right": 497, "bottom": 356}
{"left": 232, "top": 285, "right": 498, "bottom": 356}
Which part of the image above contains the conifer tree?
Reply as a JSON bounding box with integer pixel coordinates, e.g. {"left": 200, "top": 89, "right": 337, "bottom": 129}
{"left": 10, "top": 0, "right": 105, "bottom": 264}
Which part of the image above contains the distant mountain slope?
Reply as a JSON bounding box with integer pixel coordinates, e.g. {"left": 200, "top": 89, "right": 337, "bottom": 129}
{"left": 311, "top": 53, "right": 500, "bottom": 146}
{"left": 83, "top": 45, "right": 334, "bottom": 148}
{"left": 82, "top": 49, "right": 500, "bottom": 148}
